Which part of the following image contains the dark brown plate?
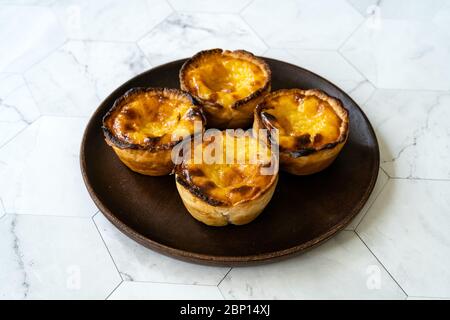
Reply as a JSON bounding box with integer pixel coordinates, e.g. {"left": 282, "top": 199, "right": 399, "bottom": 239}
{"left": 80, "top": 58, "right": 379, "bottom": 266}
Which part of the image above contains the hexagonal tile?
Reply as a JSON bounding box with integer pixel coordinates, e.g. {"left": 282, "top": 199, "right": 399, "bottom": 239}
{"left": 264, "top": 48, "right": 375, "bottom": 105}
{"left": 0, "top": 215, "right": 121, "bottom": 299}
{"left": 347, "top": 0, "right": 446, "bottom": 19}
{"left": 94, "top": 213, "right": 230, "bottom": 285}
{"left": 219, "top": 231, "right": 405, "bottom": 299}
{"left": 108, "top": 282, "right": 223, "bottom": 300}
{"left": 0, "top": 0, "right": 54, "bottom": 5}
{"left": 362, "top": 90, "right": 450, "bottom": 179}
{"left": 0, "top": 199, "right": 5, "bottom": 220}
{"left": 242, "top": 0, "right": 363, "bottom": 49}
{"left": 168, "top": 0, "right": 252, "bottom": 13}
{"left": 0, "top": 5, "right": 65, "bottom": 72}
{"left": 345, "top": 168, "right": 389, "bottom": 231}
{"left": 25, "top": 40, "right": 150, "bottom": 117}
{"left": 52, "top": 0, "right": 172, "bottom": 41}
{"left": 407, "top": 296, "right": 449, "bottom": 300}
{"left": 340, "top": 19, "right": 450, "bottom": 90}
{"left": 357, "top": 179, "right": 450, "bottom": 298}
{"left": 138, "top": 12, "right": 267, "bottom": 65}
{"left": 433, "top": 2, "right": 450, "bottom": 34}
{"left": 0, "top": 116, "right": 97, "bottom": 217}
{"left": 0, "top": 74, "right": 40, "bottom": 147}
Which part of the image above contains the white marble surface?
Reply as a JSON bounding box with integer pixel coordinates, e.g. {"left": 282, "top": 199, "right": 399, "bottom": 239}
{"left": 138, "top": 12, "right": 267, "bottom": 65}
{"left": 25, "top": 40, "right": 150, "bottom": 117}
{"left": 219, "top": 231, "right": 405, "bottom": 299}
{"left": 357, "top": 179, "right": 450, "bottom": 298}
{"left": 94, "top": 213, "right": 230, "bottom": 285}
{"left": 0, "top": 0, "right": 449, "bottom": 300}
{"left": 0, "top": 5, "right": 66, "bottom": 72}
{"left": 0, "top": 74, "right": 40, "bottom": 147}
{"left": 52, "top": 0, "right": 172, "bottom": 41}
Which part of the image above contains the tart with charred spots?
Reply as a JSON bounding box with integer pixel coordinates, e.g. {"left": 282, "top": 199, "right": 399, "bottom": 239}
{"left": 253, "top": 89, "right": 349, "bottom": 175}
{"left": 102, "top": 87, "right": 205, "bottom": 176}
{"left": 179, "top": 49, "right": 271, "bottom": 129}
{"left": 174, "top": 130, "right": 278, "bottom": 226}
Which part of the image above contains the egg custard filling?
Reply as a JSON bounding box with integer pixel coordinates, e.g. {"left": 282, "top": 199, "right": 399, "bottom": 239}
{"left": 180, "top": 49, "right": 270, "bottom": 109}
{"left": 103, "top": 88, "right": 204, "bottom": 150}
{"left": 175, "top": 131, "right": 277, "bottom": 207}
{"left": 257, "top": 89, "right": 348, "bottom": 154}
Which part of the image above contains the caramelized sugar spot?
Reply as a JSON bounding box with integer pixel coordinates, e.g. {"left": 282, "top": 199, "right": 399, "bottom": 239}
{"left": 264, "top": 93, "right": 342, "bottom": 150}
{"left": 181, "top": 132, "right": 275, "bottom": 205}
{"left": 185, "top": 54, "right": 267, "bottom": 108}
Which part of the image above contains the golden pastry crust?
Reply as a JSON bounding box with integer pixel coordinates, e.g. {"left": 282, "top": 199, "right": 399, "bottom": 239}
{"left": 254, "top": 89, "right": 349, "bottom": 175}
{"left": 102, "top": 87, "right": 205, "bottom": 176}
{"left": 174, "top": 131, "right": 278, "bottom": 226}
{"left": 180, "top": 49, "right": 271, "bottom": 129}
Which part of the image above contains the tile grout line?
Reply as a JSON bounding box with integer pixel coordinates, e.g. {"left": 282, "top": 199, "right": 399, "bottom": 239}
{"left": 92, "top": 212, "right": 125, "bottom": 282}
{"left": 379, "top": 166, "right": 390, "bottom": 179}
{"left": 337, "top": 50, "right": 377, "bottom": 89}
{"left": 0, "top": 120, "right": 35, "bottom": 151}
{"left": 135, "top": 11, "right": 176, "bottom": 45}
{"left": 217, "top": 267, "right": 233, "bottom": 287}
{"left": 21, "top": 39, "right": 68, "bottom": 78}
{"left": 239, "top": 0, "right": 255, "bottom": 14}
{"left": 3, "top": 212, "right": 96, "bottom": 219}
{"left": 389, "top": 176, "right": 450, "bottom": 182}
{"left": 217, "top": 284, "right": 228, "bottom": 300}
{"left": 121, "top": 279, "right": 220, "bottom": 287}
{"left": 238, "top": 14, "right": 270, "bottom": 51}
{"left": 354, "top": 231, "right": 409, "bottom": 297}
{"left": 164, "top": 0, "right": 176, "bottom": 12}
{"left": 134, "top": 42, "right": 153, "bottom": 68}
{"left": 353, "top": 171, "right": 390, "bottom": 231}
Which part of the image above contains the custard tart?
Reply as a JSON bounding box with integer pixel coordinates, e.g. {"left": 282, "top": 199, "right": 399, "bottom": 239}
{"left": 175, "top": 131, "right": 278, "bottom": 226}
{"left": 102, "top": 88, "right": 205, "bottom": 176}
{"left": 180, "top": 49, "right": 271, "bottom": 129}
{"left": 254, "top": 89, "right": 349, "bottom": 175}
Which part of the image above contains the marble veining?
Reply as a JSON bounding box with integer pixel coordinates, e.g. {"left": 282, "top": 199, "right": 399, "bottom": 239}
{"left": 0, "top": 74, "right": 40, "bottom": 147}
{"left": 362, "top": 90, "right": 450, "bottom": 179}
{"left": 138, "top": 12, "right": 267, "bottom": 65}
{"left": 0, "top": 5, "right": 66, "bottom": 72}
{"left": 357, "top": 179, "right": 450, "bottom": 297}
